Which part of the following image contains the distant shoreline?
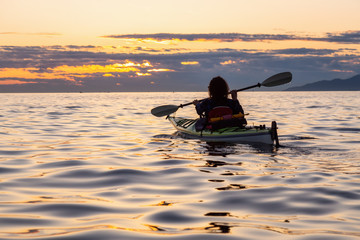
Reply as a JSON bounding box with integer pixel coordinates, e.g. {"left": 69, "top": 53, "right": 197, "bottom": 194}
{"left": 285, "top": 74, "right": 360, "bottom": 91}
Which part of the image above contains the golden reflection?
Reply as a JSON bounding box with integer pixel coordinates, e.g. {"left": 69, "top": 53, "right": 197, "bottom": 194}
{"left": 5, "top": 222, "right": 360, "bottom": 238}
{"left": 208, "top": 179, "right": 224, "bottom": 182}
{"left": 0, "top": 194, "right": 114, "bottom": 206}
{"left": 205, "top": 222, "right": 232, "bottom": 233}
{"left": 205, "top": 160, "right": 226, "bottom": 167}
{"left": 200, "top": 160, "right": 243, "bottom": 168}
{"left": 220, "top": 171, "right": 235, "bottom": 176}
{"left": 216, "top": 184, "right": 246, "bottom": 191}
{"left": 161, "top": 153, "right": 203, "bottom": 161}
{"left": 150, "top": 200, "right": 173, "bottom": 206}
{"left": 13, "top": 229, "right": 40, "bottom": 235}
{"left": 205, "top": 212, "right": 231, "bottom": 217}
{"left": 185, "top": 220, "right": 360, "bottom": 237}
{"left": 143, "top": 224, "right": 166, "bottom": 231}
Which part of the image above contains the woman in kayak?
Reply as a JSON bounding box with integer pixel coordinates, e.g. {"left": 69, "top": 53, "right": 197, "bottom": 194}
{"left": 193, "top": 76, "right": 247, "bottom": 129}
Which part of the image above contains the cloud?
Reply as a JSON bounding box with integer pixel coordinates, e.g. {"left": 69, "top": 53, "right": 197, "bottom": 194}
{"left": 324, "top": 31, "right": 360, "bottom": 44}
{"left": 65, "top": 45, "right": 98, "bottom": 49}
{"left": 181, "top": 61, "right": 199, "bottom": 65}
{"left": 102, "top": 33, "right": 298, "bottom": 42}
{"left": 220, "top": 60, "right": 238, "bottom": 65}
{"left": 269, "top": 48, "right": 338, "bottom": 56}
{"left": 1, "top": 44, "right": 359, "bottom": 92}
{"left": 147, "top": 68, "right": 174, "bottom": 72}
{"left": 103, "top": 73, "right": 115, "bottom": 77}
{"left": 0, "top": 79, "right": 37, "bottom": 85}
{"left": 102, "top": 31, "right": 360, "bottom": 44}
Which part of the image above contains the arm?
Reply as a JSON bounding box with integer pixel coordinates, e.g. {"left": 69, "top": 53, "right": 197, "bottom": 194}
{"left": 193, "top": 99, "right": 210, "bottom": 117}
{"left": 230, "top": 90, "right": 238, "bottom": 101}
{"left": 229, "top": 97, "right": 244, "bottom": 115}
{"left": 230, "top": 90, "right": 245, "bottom": 114}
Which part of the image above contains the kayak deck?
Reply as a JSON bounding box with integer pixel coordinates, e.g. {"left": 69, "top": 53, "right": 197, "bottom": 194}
{"left": 168, "top": 116, "right": 278, "bottom": 145}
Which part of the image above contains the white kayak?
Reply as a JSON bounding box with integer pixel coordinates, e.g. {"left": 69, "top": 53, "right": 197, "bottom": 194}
{"left": 168, "top": 116, "right": 279, "bottom": 146}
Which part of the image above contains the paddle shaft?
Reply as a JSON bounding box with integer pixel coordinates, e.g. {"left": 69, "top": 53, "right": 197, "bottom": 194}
{"left": 234, "top": 83, "right": 261, "bottom": 92}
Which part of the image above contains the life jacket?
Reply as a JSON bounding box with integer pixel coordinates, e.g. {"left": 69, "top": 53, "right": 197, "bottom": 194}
{"left": 195, "top": 106, "right": 247, "bottom": 132}
{"left": 206, "top": 106, "right": 246, "bottom": 130}
{"left": 208, "top": 106, "right": 233, "bottom": 120}
{"left": 195, "top": 106, "right": 233, "bottom": 132}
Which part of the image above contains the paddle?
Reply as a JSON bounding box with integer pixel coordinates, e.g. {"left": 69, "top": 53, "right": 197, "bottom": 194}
{"left": 151, "top": 72, "right": 292, "bottom": 117}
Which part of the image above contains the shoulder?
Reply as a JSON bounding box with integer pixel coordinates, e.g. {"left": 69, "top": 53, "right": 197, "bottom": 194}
{"left": 200, "top": 98, "right": 214, "bottom": 106}
{"left": 226, "top": 98, "right": 239, "bottom": 106}
{"left": 196, "top": 98, "right": 213, "bottom": 111}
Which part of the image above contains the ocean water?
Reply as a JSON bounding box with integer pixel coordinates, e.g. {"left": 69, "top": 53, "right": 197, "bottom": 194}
{"left": 0, "top": 92, "right": 359, "bottom": 240}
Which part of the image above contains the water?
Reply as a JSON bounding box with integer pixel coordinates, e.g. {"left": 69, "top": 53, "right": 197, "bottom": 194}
{"left": 0, "top": 92, "right": 359, "bottom": 240}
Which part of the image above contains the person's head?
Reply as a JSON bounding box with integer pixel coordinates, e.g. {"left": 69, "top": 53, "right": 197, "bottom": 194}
{"left": 208, "top": 76, "right": 229, "bottom": 100}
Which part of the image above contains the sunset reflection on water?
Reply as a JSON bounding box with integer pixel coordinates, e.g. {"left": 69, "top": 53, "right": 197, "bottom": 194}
{"left": 0, "top": 92, "right": 359, "bottom": 239}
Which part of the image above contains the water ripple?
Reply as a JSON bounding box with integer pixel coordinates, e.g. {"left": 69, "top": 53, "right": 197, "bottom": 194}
{"left": 0, "top": 92, "right": 359, "bottom": 239}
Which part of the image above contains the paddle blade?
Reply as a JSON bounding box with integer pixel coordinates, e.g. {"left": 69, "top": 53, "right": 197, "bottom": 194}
{"left": 151, "top": 105, "right": 179, "bottom": 117}
{"left": 261, "top": 72, "right": 292, "bottom": 87}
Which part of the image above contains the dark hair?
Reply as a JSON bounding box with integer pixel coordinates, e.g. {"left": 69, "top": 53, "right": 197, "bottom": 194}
{"left": 208, "top": 76, "right": 229, "bottom": 101}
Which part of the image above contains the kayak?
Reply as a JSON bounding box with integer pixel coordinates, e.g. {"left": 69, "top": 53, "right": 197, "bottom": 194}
{"left": 168, "top": 116, "right": 279, "bottom": 146}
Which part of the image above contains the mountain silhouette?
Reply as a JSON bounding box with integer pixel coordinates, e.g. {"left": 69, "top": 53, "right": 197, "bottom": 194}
{"left": 286, "top": 74, "right": 360, "bottom": 91}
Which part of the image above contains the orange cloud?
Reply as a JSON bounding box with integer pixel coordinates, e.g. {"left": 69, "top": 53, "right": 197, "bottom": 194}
{"left": 181, "top": 61, "right": 199, "bottom": 65}
{"left": 0, "top": 67, "right": 71, "bottom": 80}
{"left": 220, "top": 60, "right": 236, "bottom": 65}
{"left": 136, "top": 72, "right": 151, "bottom": 76}
{"left": 0, "top": 61, "right": 154, "bottom": 84}
{"left": 103, "top": 73, "right": 115, "bottom": 77}
{"left": 147, "top": 68, "right": 174, "bottom": 72}
{"left": 0, "top": 79, "right": 37, "bottom": 85}
{"left": 53, "top": 63, "right": 145, "bottom": 74}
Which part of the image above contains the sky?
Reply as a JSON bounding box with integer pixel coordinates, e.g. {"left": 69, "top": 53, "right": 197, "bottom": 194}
{"left": 1, "top": 0, "right": 360, "bottom": 92}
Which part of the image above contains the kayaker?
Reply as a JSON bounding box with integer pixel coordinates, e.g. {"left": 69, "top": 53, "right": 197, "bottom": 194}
{"left": 193, "top": 76, "right": 247, "bottom": 130}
